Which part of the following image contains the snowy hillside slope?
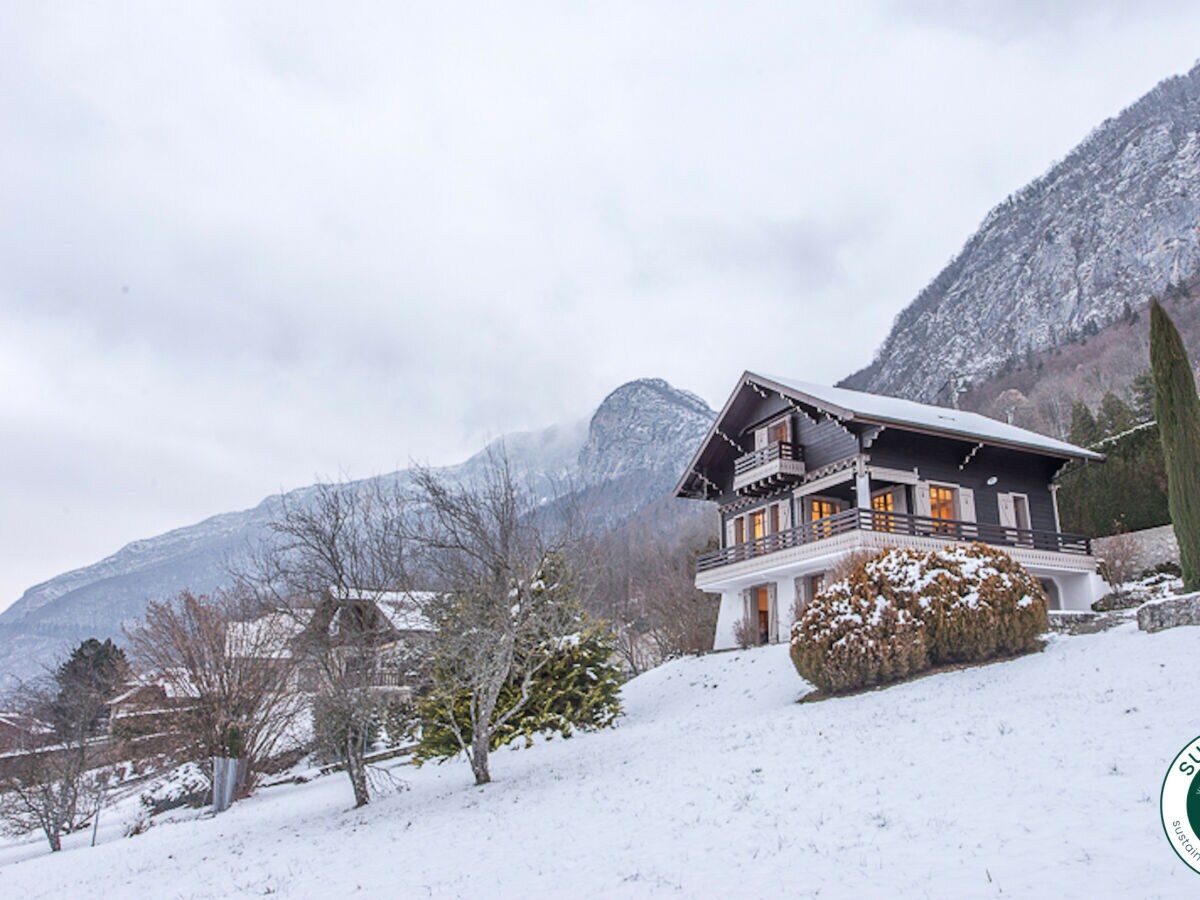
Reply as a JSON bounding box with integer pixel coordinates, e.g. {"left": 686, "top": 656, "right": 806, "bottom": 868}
{"left": 0, "top": 378, "right": 714, "bottom": 686}
{"left": 3, "top": 623, "right": 1196, "bottom": 897}
{"left": 842, "top": 62, "right": 1200, "bottom": 404}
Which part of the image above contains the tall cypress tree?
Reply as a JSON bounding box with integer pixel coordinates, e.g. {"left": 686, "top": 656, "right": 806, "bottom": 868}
{"left": 1149, "top": 299, "right": 1200, "bottom": 591}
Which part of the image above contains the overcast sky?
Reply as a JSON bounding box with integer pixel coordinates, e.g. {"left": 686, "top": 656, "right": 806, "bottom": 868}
{"left": 3, "top": 2, "right": 1200, "bottom": 611}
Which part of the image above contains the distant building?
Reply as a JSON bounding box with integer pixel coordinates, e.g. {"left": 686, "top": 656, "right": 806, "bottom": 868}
{"left": 227, "top": 590, "right": 436, "bottom": 698}
{"left": 0, "top": 710, "right": 53, "bottom": 753}
{"left": 675, "top": 373, "right": 1106, "bottom": 649}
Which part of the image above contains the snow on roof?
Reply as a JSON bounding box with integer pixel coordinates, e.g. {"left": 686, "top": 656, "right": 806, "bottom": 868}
{"left": 326, "top": 588, "right": 436, "bottom": 633}
{"left": 226, "top": 610, "right": 312, "bottom": 659}
{"left": 115, "top": 668, "right": 201, "bottom": 701}
{"left": 377, "top": 595, "right": 435, "bottom": 633}
{"left": 0, "top": 711, "right": 52, "bottom": 734}
{"left": 756, "top": 373, "right": 1104, "bottom": 461}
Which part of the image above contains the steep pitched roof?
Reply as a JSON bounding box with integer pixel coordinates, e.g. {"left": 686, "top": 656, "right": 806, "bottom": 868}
{"left": 674, "top": 371, "right": 1103, "bottom": 498}
{"left": 760, "top": 374, "right": 1104, "bottom": 462}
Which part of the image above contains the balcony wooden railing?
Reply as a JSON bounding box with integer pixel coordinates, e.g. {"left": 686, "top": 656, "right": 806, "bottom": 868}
{"left": 733, "top": 441, "right": 801, "bottom": 476}
{"left": 697, "top": 508, "right": 1092, "bottom": 573}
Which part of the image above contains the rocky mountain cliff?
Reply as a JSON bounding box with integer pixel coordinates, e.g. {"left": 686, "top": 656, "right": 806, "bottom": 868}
{"left": 0, "top": 378, "right": 715, "bottom": 686}
{"left": 842, "top": 61, "right": 1200, "bottom": 404}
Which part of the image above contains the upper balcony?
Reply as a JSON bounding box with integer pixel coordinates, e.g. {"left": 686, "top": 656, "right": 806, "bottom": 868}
{"left": 732, "top": 441, "right": 805, "bottom": 496}
{"left": 697, "top": 507, "right": 1092, "bottom": 575}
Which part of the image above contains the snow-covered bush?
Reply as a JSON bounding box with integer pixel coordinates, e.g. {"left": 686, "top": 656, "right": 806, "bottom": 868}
{"left": 138, "top": 761, "right": 209, "bottom": 815}
{"left": 1093, "top": 565, "right": 1183, "bottom": 610}
{"left": 894, "top": 543, "right": 1048, "bottom": 663}
{"left": 788, "top": 556, "right": 929, "bottom": 693}
{"left": 790, "top": 543, "right": 1048, "bottom": 693}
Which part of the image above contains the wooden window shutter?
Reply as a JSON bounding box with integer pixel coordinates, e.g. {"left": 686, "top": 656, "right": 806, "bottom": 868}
{"left": 754, "top": 427, "right": 768, "bottom": 450}
{"left": 768, "top": 583, "right": 778, "bottom": 642}
{"left": 779, "top": 500, "right": 792, "bottom": 531}
{"left": 997, "top": 493, "right": 1017, "bottom": 528}
{"left": 725, "top": 518, "right": 736, "bottom": 548}
{"left": 958, "top": 487, "right": 976, "bottom": 523}
{"left": 914, "top": 481, "right": 932, "bottom": 517}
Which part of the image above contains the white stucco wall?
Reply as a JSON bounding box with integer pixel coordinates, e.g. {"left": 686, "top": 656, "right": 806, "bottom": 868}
{"left": 713, "top": 590, "right": 743, "bottom": 650}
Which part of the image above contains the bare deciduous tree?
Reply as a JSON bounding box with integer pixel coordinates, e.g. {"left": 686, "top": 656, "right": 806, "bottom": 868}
{"left": 731, "top": 616, "right": 760, "bottom": 649}
{"left": 406, "top": 451, "right": 582, "bottom": 785}
{"left": 124, "top": 588, "right": 304, "bottom": 798}
{"left": 242, "top": 478, "right": 415, "bottom": 807}
{"left": 575, "top": 521, "right": 718, "bottom": 674}
{"left": 1097, "top": 525, "right": 1142, "bottom": 599}
{"left": 0, "top": 664, "right": 113, "bottom": 852}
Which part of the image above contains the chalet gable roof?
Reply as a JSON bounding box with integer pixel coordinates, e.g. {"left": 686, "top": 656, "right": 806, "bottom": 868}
{"left": 761, "top": 374, "right": 1104, "bottom": 461}
{"left": 674, "top": 371, "right": 1103, "bottom": 498}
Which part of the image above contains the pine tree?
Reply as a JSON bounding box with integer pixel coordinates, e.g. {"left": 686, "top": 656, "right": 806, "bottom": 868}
{"left": 53, "top": 638, "right": 129, "bottom": 734}
{"left": 1130, "top": 370, "right": 1156, "bottom": 422}
{"left": 1068, "top": 401, "right": 1101, "bottom": 446}
{"left": 1098, "top": 392, "right": 1137, "bottom": 438}
{"left": 1150, "top": 299, "right": 1200, "bottom": 591}
{"left": 414, "top": 619, "right": 623, "bottom": 763}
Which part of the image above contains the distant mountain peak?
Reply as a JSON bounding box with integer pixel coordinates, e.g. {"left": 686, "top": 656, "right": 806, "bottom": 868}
{"left": 579, "top": 378, "right": 715, "bottom": 484}
{"left": 593, "top": 377, "right": 712, "bottom": 415}
{"left": 0, "top": 376, "right": 716, "bottom": 686}
{"left": 840, "top": 62, "right": 1200, "bottom": 404}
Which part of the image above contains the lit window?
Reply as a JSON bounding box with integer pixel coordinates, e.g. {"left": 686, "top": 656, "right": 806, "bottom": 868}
{"left": 750, "top": 510, "right": 766, "bottom": 541}
{"left": 810, "top": 499, "right": 840, "bottom": 538}
{"left": 871, "top": 491, "right": 895, "bottom": 531}
{"left": 811, "top": 499, "right": 839, "bottom": 521}
{"left": 929, "top": 485, "right": 957, "bottom": 533}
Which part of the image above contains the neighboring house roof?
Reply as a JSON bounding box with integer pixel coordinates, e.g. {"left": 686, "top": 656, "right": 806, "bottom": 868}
{"left": 0, "top": 711, "right": 52, "bottom": 736}
{"left": 225, "top": 592, "right": 436, "bottom": 662}
{"left": 675, "top": 371, "right": 1103, "bottom": 498}
{"left": 226, "top": 610, "right": 314, "bottom": 660}
{"left": 109, "top": 669, "right": 200, "bottom": 706}
{"left": 329, "top": 588, "right": 436, "bottom": 633}
{"left": 376, "top": 597, "right": 434, "bottom": 633}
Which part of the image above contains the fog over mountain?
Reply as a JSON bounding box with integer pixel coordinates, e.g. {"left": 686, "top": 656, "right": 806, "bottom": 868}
{"left": 0, "top": 379, "right": 714, "bottom": 687}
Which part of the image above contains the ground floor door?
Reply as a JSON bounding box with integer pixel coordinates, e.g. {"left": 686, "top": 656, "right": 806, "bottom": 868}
{"left": 756, "top": 585, "right": 770, "bottom": 644}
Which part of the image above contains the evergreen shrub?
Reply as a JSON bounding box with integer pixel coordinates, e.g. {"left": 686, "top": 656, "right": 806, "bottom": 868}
{"left": 1150, "top": 298, "right": 1200, "bottom": 591}
{"left": 790, "top": 543, "right": 1048, "bottom": 693}
{"left": 414, "top": 622, "right": 623, "bottom": 763}
{"left": 787, "top": 564, "right": 928, "bottom": 694}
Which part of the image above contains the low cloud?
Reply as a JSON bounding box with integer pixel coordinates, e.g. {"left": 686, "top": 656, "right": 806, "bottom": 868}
{"left": 3, "top": 1, "right": 1200, "bottom": 607}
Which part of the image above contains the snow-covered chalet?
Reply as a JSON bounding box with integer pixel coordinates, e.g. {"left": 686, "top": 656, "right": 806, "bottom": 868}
{"left": 674, "top": 372, "right": 1107, "bottom": 650}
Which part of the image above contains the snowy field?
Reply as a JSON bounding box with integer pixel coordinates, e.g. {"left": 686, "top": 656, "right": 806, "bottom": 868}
{"left": 2, "top": 621, "right": 1198, "bottom": 897}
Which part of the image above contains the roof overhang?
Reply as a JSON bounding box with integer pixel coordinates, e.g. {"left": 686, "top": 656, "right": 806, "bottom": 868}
{"left": 674, "top": 371, "right": 1104, "bottom": 500}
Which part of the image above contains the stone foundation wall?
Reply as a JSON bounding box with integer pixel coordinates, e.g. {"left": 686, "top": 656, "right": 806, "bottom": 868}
{"left": 1093, "top": 524, "right": 1179, "bottom": 572}
{"left": 1137, "top": 592, "right": 1200, "bottom": 633}
{"left": 1047, "top": 610, "right": 1132, "bottom": 635}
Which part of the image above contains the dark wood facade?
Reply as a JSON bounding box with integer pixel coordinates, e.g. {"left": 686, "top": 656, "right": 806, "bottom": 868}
{"left": 676, "top": 373, "right": 1100, "bottom": 568}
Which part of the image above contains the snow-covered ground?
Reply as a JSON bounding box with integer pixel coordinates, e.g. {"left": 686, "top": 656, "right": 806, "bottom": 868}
{"left": 2, "top": 622, "right": 1198, "bottom": 897}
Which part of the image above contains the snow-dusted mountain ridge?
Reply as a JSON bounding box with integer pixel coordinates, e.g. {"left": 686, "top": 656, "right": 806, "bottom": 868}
{"left": 841, "top": 61, "right": 1200, "bottom": 402}
{"left": 0, "top": 378, "right": 715, "bottom": 685}
{"left": 578, "top": 378, "right": 714, "bottom": 483}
